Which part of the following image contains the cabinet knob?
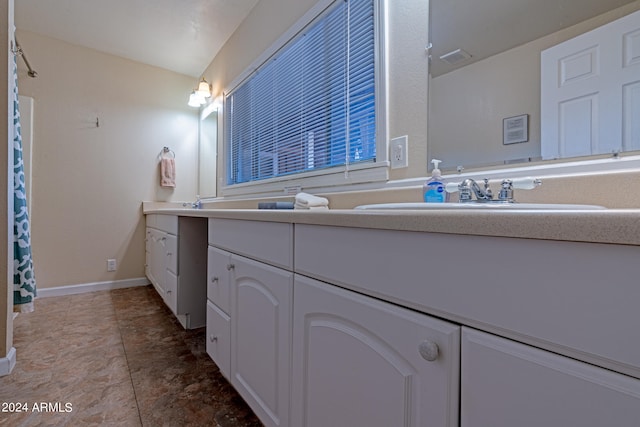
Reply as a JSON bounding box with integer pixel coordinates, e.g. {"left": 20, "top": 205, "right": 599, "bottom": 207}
{"left": 418, "top": 340, "right": 439, "bottom": 362}
{"left": 226, "top": 263, "right": 235, "bottom": 271}
{"left": 211, "top": 276, "right": 219, "bottom": 283}
{"left": 209, "top": 335, "right": 218, "bottom": 342}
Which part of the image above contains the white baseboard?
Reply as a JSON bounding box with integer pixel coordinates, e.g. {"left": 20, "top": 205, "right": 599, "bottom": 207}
{"left": 0, "top": 347, "right": 16, "bottom": 377}
{"left": 37, "top": 277, "right": 150, "bottom": 298}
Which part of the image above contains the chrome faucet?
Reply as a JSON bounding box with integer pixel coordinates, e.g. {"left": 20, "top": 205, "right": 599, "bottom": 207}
{"left": 192, "top": 195, "right": 202, "bottom": 209}
{"left": 458, "top": 178, "right": 493, "bottom": 202}
{"left": 183, "top": 195, "right": 202, "bottom": 209}
{"left": 448, "top": 177, "right": 542, "bottom": 203}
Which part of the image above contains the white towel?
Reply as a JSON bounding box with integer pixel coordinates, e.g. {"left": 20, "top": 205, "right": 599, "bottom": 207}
{"left": 160, "top": 157, "right": 176, "bottom": 188}
{"left": 294, "top": 192, "right": 329, "bottom": 208}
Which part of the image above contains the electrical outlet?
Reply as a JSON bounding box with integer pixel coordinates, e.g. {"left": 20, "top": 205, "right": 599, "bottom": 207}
{"left": 107, "top": 259, "right": 117, "bottom": 272}
{"left": 390, "top": 135, "right": 408, "bottom": 169}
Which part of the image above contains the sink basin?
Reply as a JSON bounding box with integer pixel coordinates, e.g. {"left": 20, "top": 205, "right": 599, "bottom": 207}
{"left": 354, "top": 202, "right": 607, "bottom": 210}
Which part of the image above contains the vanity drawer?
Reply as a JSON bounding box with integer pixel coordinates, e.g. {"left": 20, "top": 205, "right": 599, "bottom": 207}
{"left": 146, "top": 214, "right": 178, "bottom": 234}
{"left": 206, "top": 300, "right": 231, "bottom": 380}
{"left": 294, "top": 224, "right": 640, "bottom": 379}
{"left": 461, "top": 328, "right": 640, "bottom": 427}
{"left": 208, "top": 218, "right": 293, "bottom": 269}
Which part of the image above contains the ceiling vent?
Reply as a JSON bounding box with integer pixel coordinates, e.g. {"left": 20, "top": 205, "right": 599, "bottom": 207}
{"left": 439, "top": 48, "right": 472, "bottom": 65}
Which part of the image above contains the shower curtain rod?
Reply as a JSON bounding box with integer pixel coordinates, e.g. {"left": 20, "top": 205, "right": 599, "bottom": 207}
{"left": 13, "top": 38, "right": 37, "bottom": 78}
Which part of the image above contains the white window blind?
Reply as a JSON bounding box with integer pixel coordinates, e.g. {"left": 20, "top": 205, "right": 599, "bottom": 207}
{"left": 225, "top": 0, "right": 376, "bottom": 186}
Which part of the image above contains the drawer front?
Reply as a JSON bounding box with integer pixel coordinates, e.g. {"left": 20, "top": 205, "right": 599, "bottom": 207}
{"left": 146, "top": 214, "right": 157, "bottom": 229}
{"left": 207, "top": 301, "right": 231, "bottom": 380}
{"left": 164, "top": 234, "right": 178, "bottom": 274}
{"left": 164, "top": 271, "right": 178, "bottom": 314}
{"left": 155, "top": 214, "right": 178, "bottom": 234}
{"left": 208, "top": 218, "right": 293, "bottom": 269}
{"left": 462, "top": 328, "right": 640, "bottom": 427}
{"left": 207, "top": 246, "right": 231, "bottom": 314}
{"left": 295, "top": 224, "right": 640, "bottom": 379}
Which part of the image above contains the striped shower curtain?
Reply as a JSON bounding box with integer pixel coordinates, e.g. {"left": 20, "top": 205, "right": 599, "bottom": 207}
{"left": 12, "top": 53, "right": 36, "bottom": 313}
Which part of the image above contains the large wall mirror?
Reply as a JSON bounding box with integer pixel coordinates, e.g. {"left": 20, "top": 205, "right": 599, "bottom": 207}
{"left": 198, "top": 102, "right": 218, "bottom": 198}
{"left": 428, "top": 0, "right": 640, "bottom": 172}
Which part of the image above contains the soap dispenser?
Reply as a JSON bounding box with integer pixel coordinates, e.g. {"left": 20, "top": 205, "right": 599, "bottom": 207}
{"left": 423, "top": 159, "right": 448, "bottom": 203}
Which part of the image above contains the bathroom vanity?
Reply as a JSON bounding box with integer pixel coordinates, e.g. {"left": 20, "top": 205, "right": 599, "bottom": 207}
{"left": 145, "top": 214, "right": 207, "bottom": 329}
{"left": 144, "top": 206, "right": 640, "bottom": 427}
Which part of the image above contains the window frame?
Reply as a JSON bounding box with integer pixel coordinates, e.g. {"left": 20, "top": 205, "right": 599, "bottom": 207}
{"left": 221, "top": 0, "right": 388, "bottom": 198}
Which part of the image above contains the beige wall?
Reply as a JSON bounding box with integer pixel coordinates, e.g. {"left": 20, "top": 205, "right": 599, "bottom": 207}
{"left": 201, "top": 0, "right": 431, "bottom": 191}
{"left": 15, "top": 31, "right": 199, "bottom": 289}
{"left": 429, "top": 1, "right": 640, "bottom": 171}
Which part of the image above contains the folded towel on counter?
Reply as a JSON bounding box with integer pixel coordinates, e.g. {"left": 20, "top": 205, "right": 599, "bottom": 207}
{"left": 160, "top": 157, "right": 176, "bottom": 188}
{"left": 294, "top": 192, "right": 329, "bottom": 208}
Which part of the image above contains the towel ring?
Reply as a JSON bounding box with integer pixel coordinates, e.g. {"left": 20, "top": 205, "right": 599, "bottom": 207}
{"left": 159, "top": 147, "right": 175, "bottom": 160}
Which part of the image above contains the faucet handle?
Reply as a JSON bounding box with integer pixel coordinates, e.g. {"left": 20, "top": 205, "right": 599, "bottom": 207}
{"left": 499, "top": 180, "right": 514, "bottom": 202}
{"left": 498, "top": 177, "right": 542, "bottom": 202}
{"left": 483, "top": 179, "right": 493, "bottom": 199}
{"left": 511, "top": 177, "right": 542, "bottom": 190}
{"left": 445, "top": 182, "right": 461, "bottom": 193}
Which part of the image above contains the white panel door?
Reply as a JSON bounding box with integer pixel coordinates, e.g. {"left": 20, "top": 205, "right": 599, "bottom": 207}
{"left": 461, "top": 328, "right": 640, "bottom": 427}
{"left": 231, "top": 254, "right": 293, "bottom": 427}
{"left": 292, "top": 275, "right": 460, "bottom": 427}
{"left": 541, "top": 9, "right": 640, "bottom": 159}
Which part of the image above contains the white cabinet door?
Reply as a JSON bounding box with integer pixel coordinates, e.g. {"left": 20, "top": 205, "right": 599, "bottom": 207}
{"left": 145, "top": 228, "right": 153, "bottom": 283}
{"left": 461, "top": 328, "right": 640, "bottom": 427}
{"left": 147, "top": 228, "right": 167, "bottom": 296}
{"left": 207, "top": 246, "right": 232, "bottom": 314}
{"left": 231, "top": 254, "right": 293, "bottom": 427}
{"left": 164, "top": 271, "right": 178, "bottom": 314}
{"left": 207, "top": 300, "right": 231, "bottom": 380}
{"left": 292, "top": 275, "right": 460, "bottom": 427}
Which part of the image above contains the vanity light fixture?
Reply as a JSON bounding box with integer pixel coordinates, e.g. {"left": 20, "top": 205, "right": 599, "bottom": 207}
{"left": 196, "top": 77, "right": 212, "bottom": 98}
{"left": 188, "top": 90, "right": 206, "bottom": 108}
{"left": 188, "top": 77, "right": 212, "bottom": 108}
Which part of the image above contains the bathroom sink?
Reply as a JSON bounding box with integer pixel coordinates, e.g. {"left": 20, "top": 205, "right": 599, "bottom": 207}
{"left": 354, "top": 202, "right": 607, "bottom": 210}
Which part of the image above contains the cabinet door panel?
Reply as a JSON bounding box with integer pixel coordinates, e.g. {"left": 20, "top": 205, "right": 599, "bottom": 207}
{"left": 164, "top": 234, "right": 178, "bottom": 275}
{"left": 164, "top": 271, "right": 178, "bottom": 314}
{"left": 231, "top": 255, "right": 293, "bottom": 427}
{"left": 148, "top": 229, "right": 166, "bottom": 296}
{"left": 207, "top": 301, "right": 231, "bottom": 380}
{"left": 461, "top": 328, "right": 640, "bottom": 427}
{"left": 145, "top": 228, "right": 153, "bottom": 283}
{"left": 292, "top": 275, "right": 460, "bottom": 427}
{"left": 207, "top": 246, "right": 231, "bottom": 314}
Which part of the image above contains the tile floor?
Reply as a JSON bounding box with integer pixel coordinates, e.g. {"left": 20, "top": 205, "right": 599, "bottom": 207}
{"left": 0, "top": 285, "right": 262, "bottom": 427}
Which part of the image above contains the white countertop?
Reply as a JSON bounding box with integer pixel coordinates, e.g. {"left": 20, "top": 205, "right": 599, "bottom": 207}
{"left": 143, "top": 202, "right": 640, "bottom": 246}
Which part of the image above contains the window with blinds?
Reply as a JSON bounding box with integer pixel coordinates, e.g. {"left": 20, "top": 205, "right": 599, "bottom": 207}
{"left": 225, "top": 0, "right": 376, "bottom": 186}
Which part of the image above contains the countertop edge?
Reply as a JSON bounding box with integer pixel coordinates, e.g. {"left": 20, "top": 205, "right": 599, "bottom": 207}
{"left": 142, "top": 206, "right": 640, "bottom": 246}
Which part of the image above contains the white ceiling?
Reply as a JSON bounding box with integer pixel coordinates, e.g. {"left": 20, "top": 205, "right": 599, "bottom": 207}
{"left": 14, "top": 0, "right": 259, "bottom": 77}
